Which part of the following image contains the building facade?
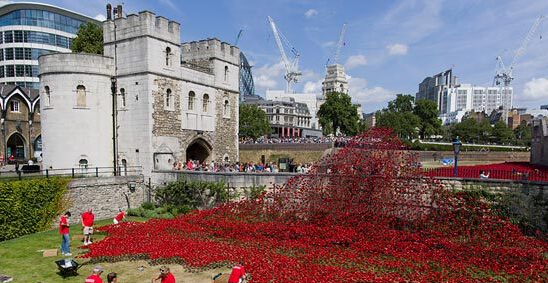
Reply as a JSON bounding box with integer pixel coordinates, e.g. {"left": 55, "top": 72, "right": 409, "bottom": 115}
{"left": 443, "top": 83, "right": 513, "bottom": 115}
{"left": 0, "top": 2, "right": 99, "bottom": 89}
{"left": 39, "top": 10, "right": 239, "bottom": 176}
{"left": 416, "top": 69, "right": 457, "bottom": 113}
{"left": 0, "top": 85, "right": 41, "bottom": 163}
{"left": 244, "top": 97, "right": 314, "bottom": 138}
{"left": 322, "top": 64, "right": 348, "bottom": 97}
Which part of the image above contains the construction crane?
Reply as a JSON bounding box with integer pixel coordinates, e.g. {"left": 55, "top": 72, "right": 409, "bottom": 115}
{"left": 267, "top": 16, "right": 301, "bottom": 93}
{"left": 234, "top": 28, "right": 244, "bottom": 46}
{"left": 332, "top": 23, "right": 347, "bottom": 65}
{"left": 494, "top": 15, "right": 545, "bottom": 87}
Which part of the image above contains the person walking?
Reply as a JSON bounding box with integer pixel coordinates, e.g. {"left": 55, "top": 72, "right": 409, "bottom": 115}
{"left": 85, "top": 266, "right": 104, "bottom": 283}
{"left": 81, "top": 208, "right": 95, "bottom": 245}
{"left": 59, "top": 211, "right": 72, "bottom": 256}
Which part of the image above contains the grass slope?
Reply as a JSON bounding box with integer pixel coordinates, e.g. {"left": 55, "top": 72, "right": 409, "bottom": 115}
{"left": 0, "top": 217, "right": 226, "bottom": 283}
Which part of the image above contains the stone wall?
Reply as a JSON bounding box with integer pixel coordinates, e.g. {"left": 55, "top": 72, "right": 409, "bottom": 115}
{"left": 65, "top": 175, "right": 147, "bottom": 224}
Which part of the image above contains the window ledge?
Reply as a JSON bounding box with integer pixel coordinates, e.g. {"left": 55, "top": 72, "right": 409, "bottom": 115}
{"left": 73, "top": 106, "right": 90, "bottom": 110}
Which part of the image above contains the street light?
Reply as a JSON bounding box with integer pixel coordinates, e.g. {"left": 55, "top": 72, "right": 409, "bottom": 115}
{"left": 452, "top": 136, "right": 462, "bottom": 177}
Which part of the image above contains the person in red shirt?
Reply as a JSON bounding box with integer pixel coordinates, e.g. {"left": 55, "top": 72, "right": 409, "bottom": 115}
{"left": 228, "top": 262, "right": 246, "bottom": 283}
{"left": 59, "top": 211, "right": 71, "bottom": 256}
{"left": 151, "top": 266, "right": 175, "bottom": 283}
{"left": 85, "top": 266, "right": 104, "bottom": 283}
{"left": 81, "top": 208, "right": 95, "bottom": 245}
{"left": 113, "top": 209, "right": 125, "bottom": 224}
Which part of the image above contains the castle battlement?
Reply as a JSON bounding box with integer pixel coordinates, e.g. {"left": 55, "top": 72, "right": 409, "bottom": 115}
{"left": 181, "top": 38, "right": 239, "bottom": 65}
{"left": 103, "top": 10, "right": 180, "bottom": 45}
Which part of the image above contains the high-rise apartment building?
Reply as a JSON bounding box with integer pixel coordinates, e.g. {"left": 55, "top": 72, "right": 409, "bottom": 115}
{"left": 0, "top": 2, "right": 99, "bottom": 89}
{"left": 416, "top": 69, "right": 457, "bottom": 113}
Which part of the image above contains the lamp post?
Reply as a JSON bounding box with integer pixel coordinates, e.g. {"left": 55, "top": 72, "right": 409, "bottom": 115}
{"left": 111, "top": 77, "right": 118, "bottom": 176}
{"left": 452, "top": 136, "right": 462, "bottom": 177}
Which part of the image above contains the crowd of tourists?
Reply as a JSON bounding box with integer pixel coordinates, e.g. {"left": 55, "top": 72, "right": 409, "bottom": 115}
{"left": 172, "top": 159, "right": 313, "bottom": 173}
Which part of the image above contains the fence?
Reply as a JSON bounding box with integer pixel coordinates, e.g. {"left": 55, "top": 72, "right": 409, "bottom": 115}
{"left": 423, "top": 167, "right": 548, "bottom": 181}
{"left": 0, "top": 165, "right": 142, "bottom": 180}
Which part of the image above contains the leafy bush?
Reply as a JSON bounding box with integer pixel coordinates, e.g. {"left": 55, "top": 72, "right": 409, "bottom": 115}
{"left": 141, "top": 202, "right": 155, "bottom": 210}
{"left": 0, "top": 178, "right": 70, "bottom": 241}
{"left": 155, "top": 179, "right": 229, "bottom": 210}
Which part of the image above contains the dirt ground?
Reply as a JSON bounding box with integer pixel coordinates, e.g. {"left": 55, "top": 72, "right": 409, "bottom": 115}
{"left": 76, "top": 259, "right": 231, "bottom": 283}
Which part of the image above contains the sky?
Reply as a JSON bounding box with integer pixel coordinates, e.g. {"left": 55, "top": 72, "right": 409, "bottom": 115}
{"left": 4, "top": 0, "right": 548, "bottom": 113}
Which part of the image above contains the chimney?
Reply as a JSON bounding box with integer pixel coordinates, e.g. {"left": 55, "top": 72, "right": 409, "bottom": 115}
{"left": 116, "top": 5, "right": 123, "bottom": 19}
{"left": 106, "top": 4, "right": 112, "bottom": 20}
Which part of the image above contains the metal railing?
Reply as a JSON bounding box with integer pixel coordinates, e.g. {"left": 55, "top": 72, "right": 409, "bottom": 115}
{"left": 0, "top": 165, "right": 142, "bottom": 180}
{"left": 422, "top": 167, "right": 548, "bottom": 181}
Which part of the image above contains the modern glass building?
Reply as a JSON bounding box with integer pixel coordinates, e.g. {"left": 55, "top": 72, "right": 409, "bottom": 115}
{"left": 239, "top": 52, "right": 255, "bottom": 102}
{"left": 0, "top": 2, "right": 99, "bottom": 89}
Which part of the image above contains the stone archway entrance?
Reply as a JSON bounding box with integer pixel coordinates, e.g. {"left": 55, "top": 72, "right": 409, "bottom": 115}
{"left": 186, "top": 138, "right": 212, "bottom": 163}
{"left": 7, "top": 133, "right": 26, "bottom": 161}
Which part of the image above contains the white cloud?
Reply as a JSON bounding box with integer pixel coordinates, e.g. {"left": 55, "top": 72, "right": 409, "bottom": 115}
{"left": 304, "top": 9, "right": 318, "bottom": 18}
{"left": 0, "top": 1, "right": 12, "bottom": 7}
{"left": 348, "top": 77, "right": 395, "bottom": 111}
{"left": 344, "top": 55, "right": 368, "bottom": 69}
{"left": 94, "top": 14, "right": 107, "bottom": 21}
{"left": 253, "top": 62, "right": 285, "bottom": 89}
{"left": 303, "top": 79, "right": 323, "bottom": 93}
{"left": 522, "top": 78, "right": 548, "bottom": 100}
{"left": 387, "top": 43, "right": 408, "bottom": 55}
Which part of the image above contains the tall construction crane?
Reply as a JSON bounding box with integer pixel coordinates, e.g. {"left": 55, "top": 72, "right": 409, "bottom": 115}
{"left": 494, "top": 15, "right": 545, "bottom": 87}
{"left": 267, "top": 16, "right": 302, "bottom": 93}
{"left": 332, "top": 23, "right": 347, "bottom": 65}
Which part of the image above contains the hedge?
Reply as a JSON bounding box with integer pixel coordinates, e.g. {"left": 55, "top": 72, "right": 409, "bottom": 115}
{"left": 0, "top": 178, "right": 70, "bottom": 241}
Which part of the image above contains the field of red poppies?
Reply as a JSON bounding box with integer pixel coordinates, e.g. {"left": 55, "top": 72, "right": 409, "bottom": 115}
{"left": 84, "top": 128, "right": 548, "bottom": 283}
{"left": 424, "top": 162, "right": 548, "bottom": 181}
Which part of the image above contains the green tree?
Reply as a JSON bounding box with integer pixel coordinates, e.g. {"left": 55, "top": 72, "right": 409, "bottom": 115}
{"left": 514, "top": 123, "right": 532, "bottom": 146}
{"left": 317, "top": 92, "right": 360, "bottom": 136}
{"left": 413, "top": 99, "right": 442, "bottom": 139}
{"left": 71, "top": 22, "right": 103, "bottom": 54}
{"left": 375, "top": 94, "right": 420, "bottom": 140}
{"left": 239, "top": 104, "right": 271, "bottom": 139}
{"left": 450, "top": 117, "right": 479, "bottom": 143}
{"left": 491, "top": 121, "right": 515, "bottom": 145}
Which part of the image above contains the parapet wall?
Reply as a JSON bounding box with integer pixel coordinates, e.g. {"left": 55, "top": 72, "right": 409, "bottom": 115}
{"left": 39, "top": 53, "right": 114, "bottom": 76}
{"left": 103, "top": 10, "right": 180, "bottom": 45}
{"left": 181, "top": 38, "right": 239, "bottom": 66}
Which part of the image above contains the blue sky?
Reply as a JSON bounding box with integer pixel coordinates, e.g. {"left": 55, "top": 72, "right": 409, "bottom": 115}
{"left": 6, "top": 0, "right": 548, "bottom": 113}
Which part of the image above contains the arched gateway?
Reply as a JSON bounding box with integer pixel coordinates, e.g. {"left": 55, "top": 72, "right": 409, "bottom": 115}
{"left": 186, "top": 138, "right": 212, "bottom": 163}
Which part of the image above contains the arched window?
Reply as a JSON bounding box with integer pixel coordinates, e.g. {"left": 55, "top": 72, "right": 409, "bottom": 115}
{"left": 120, "top": 88, "right": 126, "bottom": 107}
{"left": 202, "top": 94, "right": 209, "bottom": 112}
{"left": 79, "top": 158, "right": 88, "bottom": 169}
{"left": 166, "top": 88, "right": 172, "bottom": 108}
{"left": 44, "top": 85, "right": 51, "bottom": 106}
{"left": 188, "top": 91, "right": 195, "bottom": 111}
{"left": 223, "top": 99, "right": 229, "bottom": 117}
{"left": 165, "top": 47, "right": 171, "bottom": 66}
{"left": 76, "top": 85, "right": 86, "bottom": 107}
{"left": 224, "top": 66, "right": 229, "bottom": 81}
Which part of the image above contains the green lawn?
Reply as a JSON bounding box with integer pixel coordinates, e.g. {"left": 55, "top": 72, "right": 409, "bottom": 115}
{"left": 0, "top": 217, "right": 146, "bottom": 283}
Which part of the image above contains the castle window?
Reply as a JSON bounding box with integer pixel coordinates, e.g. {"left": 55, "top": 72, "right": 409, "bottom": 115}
{"left": 224, "top": 66, "right": 229, "bottom": 82}
{"left": 44, "top": 85, "right": 51, "bottom": 107}
{"left": 79, "top": 158, "right": 88, "bottom": 169}
{"left": 188, "top": 91, "right": 195, "bottom": 111}
{"left": 10, "top": 100, "right": 20, "bottom": 112}
{"left": 166, "top": 88, "right": 172, "bottom": 108}
{"left": 76, "top": 85, "right": 86, "bottom": 107}
{"left": 165, "top": 47, "right": 171, "bottom": 66}
{"left": 223, "top": 99, "right": 230, "bottom": 118}
{"left": 202, "top": 94, "right": 209, "bottom": 112}
{"left": 120, "top": 88, "right": 126, "bottom": 107}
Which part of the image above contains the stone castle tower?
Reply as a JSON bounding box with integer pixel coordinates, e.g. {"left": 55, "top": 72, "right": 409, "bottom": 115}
{"left": 39, "top": 10, "right": 239, "bottom": 177}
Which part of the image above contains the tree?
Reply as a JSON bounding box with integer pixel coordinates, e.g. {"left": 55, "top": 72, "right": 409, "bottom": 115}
{"left": 317, "top": 92, "right": 359, "bottom": 136}
{"left": 239, "top": 104, "right": 271, "bottom": 139}
{"left": 71, "top": 22, "right": 103, "bottom": 54}
{"left": 491, "top": 121, "right": 515, "bottom": 145}
{"left": 450, "top": 117, "right": 479, "bottom": 143}
{"left": 514, "top": 123, "right": 532, "bottom": 146}
{"left": 375, "top": 94, "right": 420, "bottom": 140}
{"left": 413, "top": 99, "right": 442, "bottom": 139}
